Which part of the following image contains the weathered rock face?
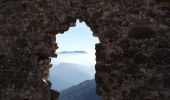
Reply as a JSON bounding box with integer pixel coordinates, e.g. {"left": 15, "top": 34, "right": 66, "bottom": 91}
{"left": 0, "top": 0, "right": 170, "bottom": 100}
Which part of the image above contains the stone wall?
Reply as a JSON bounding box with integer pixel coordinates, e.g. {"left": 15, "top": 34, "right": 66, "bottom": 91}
{"left": 0, "top": 0, "right": 170, "bottom": 100}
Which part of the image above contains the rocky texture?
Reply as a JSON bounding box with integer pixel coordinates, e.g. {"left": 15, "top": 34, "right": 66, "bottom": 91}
{"left": 0, "top": 0, "right": 170, "bottom": 100}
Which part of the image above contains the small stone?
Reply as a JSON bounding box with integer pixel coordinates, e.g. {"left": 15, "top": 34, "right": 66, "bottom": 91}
{"left": 50, "top": 89, "right": 60, "bottom": 100}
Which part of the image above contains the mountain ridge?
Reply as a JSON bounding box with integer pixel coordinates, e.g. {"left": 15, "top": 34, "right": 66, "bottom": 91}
{"left": 59, "top": 79, "right": 99, "bottom": 100}
{"left": 57, "top": 51, "right": 87, "bottom": 54}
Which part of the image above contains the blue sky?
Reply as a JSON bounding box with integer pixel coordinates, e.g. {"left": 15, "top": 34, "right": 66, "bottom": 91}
{"left": 49, "top": 20, "right": 100, "bottom": 90}
{"left": 56, "top": 20, "right": 100, "bottom": 55}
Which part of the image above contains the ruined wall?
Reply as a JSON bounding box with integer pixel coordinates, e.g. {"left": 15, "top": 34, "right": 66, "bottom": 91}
{"left": 0, "top": 0, "right": 170, "bottom": 100}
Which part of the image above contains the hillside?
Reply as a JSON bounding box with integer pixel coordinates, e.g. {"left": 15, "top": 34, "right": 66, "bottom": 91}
{"left": 59, "top": 79, "right": 99, "bottom": 100}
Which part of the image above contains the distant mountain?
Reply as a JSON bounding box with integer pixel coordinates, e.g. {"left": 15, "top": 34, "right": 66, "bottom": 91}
{"left": 51, "top": 50, "right": 96, "bottom": 68}
{"left": 58, "top": 51, "right": 87, "bottom": 54}
{"left": 59, "top": 79, "right": 99, "bottom": 100}
{"left": 49, "top": 63, "right": 94, "bottom": 90}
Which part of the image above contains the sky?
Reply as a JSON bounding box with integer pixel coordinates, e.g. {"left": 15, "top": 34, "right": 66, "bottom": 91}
{"left": 49, "top": 19, "right": 100, "bottom": 90}
{"left": 56, "top": 19, "right": 100, "bottom": 55}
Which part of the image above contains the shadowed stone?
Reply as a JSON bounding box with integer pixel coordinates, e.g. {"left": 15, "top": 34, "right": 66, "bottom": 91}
{"left": 151, "top": 48, "right": 170, "bottom": 65}
{"left": 129, "top": 27, "right": 155, "bottom": 39}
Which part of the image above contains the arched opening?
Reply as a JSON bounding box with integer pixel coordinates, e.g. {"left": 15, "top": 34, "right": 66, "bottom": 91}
{"left": 49, "top": 19, "right": 100, "bottom": 100}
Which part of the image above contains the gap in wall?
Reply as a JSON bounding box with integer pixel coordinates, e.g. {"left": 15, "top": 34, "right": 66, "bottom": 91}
{"left": 49, "top": 20, "right": 100, "bottom": 98}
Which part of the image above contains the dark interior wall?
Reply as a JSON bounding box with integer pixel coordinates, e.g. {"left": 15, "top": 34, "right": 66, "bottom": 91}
{"left": 0, "top": 0, "right": 170, "bottom": 100}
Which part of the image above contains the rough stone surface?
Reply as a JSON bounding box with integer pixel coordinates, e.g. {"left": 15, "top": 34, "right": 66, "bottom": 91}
{"left": 0, "top": 0, "right": 170, "bottom": 100}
